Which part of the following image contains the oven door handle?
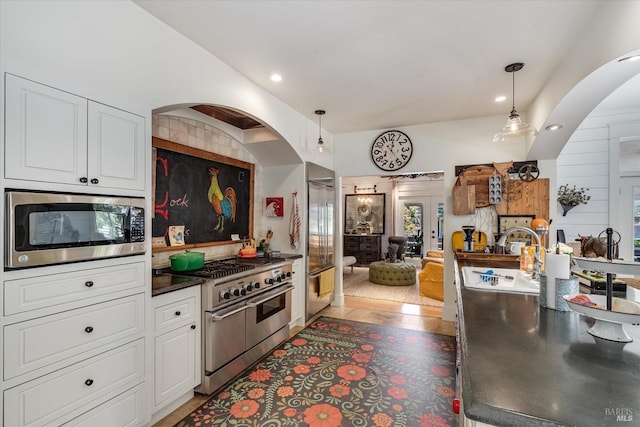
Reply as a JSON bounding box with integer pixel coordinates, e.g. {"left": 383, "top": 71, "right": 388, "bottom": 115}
{"left": 209, "top": 304, "right": 248, "bottom": 321}
{"left": 246, "top": 284, "right": 294, "bottom": 307}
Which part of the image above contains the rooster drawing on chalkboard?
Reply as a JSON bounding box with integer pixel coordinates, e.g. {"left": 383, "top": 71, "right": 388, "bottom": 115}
{"left": 207, "top": 167, "right": 237, "bottom": 232}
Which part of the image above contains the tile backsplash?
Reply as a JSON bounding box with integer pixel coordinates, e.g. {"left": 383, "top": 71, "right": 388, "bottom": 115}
{"left": 152, "top": 114, "right": 264, "bottom": 268}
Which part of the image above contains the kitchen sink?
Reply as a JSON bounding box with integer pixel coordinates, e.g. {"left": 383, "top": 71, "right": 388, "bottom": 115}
{"left": 461, "top": 267, "right": 539, "bottom": 294}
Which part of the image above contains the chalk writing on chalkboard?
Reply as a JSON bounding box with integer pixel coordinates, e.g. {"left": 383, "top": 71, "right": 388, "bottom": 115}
{"left": 152, "top": 137, "right": 254, "bottom": 250}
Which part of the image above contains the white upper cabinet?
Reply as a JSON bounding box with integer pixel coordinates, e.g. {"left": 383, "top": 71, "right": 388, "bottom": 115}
{"left": 87, "top": 101, "right": 145, "bottom": 190}
{"left": 4, "top": 73, "right": 145, "bottom": 191}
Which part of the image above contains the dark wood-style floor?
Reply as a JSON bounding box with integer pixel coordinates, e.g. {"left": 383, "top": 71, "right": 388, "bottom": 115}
{"left": 152, "top": 296, "right": 455, "bottom": 426}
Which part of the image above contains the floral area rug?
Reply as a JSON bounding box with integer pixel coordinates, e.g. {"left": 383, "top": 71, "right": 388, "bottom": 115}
{"left": 176, "top": 316, "right": 457, "bottom": 427}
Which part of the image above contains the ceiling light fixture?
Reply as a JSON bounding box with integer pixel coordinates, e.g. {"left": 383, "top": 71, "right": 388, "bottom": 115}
{"left": 494, "top": 95, "right": 507, "bottom": 103}
{"left": 270, "top": 73, "right": 282, "bottom": 82}
{"left": 315, "top": 109, "right": 326, "bottom": 153}
{"left": 493, "top": 62, "right": 535, "bottom": 144}
{"left": 545, "top": 123, "right": 563, "bottom": 131}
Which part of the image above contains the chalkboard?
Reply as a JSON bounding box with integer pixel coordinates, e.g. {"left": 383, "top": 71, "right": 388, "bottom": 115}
{"left": 152, "top": 137, "right": 254, "bottom": 250}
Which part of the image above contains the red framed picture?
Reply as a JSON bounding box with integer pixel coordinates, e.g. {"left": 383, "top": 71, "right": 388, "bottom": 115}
{"left": 265, "top": 197, "right": 284, "bottom": 217}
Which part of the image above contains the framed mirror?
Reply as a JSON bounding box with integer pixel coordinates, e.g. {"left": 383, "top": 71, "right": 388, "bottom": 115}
{"left": 344, "top": 193, "right": 385, "bottom": 234}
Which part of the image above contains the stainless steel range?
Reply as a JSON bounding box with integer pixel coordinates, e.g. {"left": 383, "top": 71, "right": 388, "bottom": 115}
{"left": 164, "top": 257, "right": 294, "bottom": 395}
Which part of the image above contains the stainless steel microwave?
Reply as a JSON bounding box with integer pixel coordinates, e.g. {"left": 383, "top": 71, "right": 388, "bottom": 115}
{"left": 5, "top": 191, "right": 146, "bottom": 269}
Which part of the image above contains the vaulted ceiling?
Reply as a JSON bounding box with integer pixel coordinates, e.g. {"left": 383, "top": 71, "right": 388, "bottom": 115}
{"left": 134, "top": 0, "right": 624, "bottom": 135}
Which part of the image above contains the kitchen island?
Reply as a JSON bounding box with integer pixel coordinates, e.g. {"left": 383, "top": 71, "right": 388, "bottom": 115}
{"left": 456, "top": 284, "right": 640, "bottom": 426}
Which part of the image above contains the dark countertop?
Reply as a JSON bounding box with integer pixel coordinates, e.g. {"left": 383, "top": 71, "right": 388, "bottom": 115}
{"left": 457, "top": 285, "right": 640, "bottom": 427}
{"left": 152, "top": 274, "right": 204, "bottom": 297}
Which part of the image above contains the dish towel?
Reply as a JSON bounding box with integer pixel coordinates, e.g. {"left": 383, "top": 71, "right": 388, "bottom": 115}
{"left": 318, "top": 267, "right": 335, "bottom": 298}
{"left": 289, "top": 192, "right": 301, "bottom": 249}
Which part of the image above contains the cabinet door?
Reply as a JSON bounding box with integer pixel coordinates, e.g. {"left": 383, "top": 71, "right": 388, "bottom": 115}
{"left": 154, "top": 324, "right": 197, "bottom": 408}
{"left": 88, "top": 102, "right": 145, "bottom": 191}
{"left": 289, "top": 259, "right": 304, "bottom": 327}
{"left": 5, "top": 73, "right": 88, "bottom": 185}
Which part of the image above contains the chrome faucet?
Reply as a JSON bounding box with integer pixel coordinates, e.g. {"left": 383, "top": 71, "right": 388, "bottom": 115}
{"left": 497, "top": 226, "right": 542, "bottom": 279}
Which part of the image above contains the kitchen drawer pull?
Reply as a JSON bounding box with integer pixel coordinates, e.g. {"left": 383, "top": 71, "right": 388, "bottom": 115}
{"left": 84, "top": 326, "right": 94, "bottom": 333}
{"left": 85, "top": 281, "right": 94, "bottom": 288}
{"left": 190, "top": 324, "right": 196, "bottom": 330}
{"left": 79, "top": 177, "right": 88, "bottom": 183}
{"left": 90, "top": 178, "right": 99, "bottom": 184}
{"left": 209, "top": 304, "right": 248, "bottom": 321}
{"left": 175, "top": 310, "right": 181, "bottom": 316}
{"left": 247, "top": 284, "right": 294, "bottom": 307}
{"left": 85, "top": 379, "right": 94, "bottom": 386}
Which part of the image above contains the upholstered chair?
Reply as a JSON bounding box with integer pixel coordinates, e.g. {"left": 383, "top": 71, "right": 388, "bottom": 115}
{"left": 388, "top": 236, "right": 408, "bottom": 261}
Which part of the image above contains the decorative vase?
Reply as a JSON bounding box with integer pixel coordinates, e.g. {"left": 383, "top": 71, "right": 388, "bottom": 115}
{"left": 560, "top": 203, "right": 574, "bottom": 216}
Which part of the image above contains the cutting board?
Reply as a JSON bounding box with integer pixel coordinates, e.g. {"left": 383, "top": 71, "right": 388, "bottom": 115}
{"left": 452, "top": 176, "right": 475, "bottom": 215}
{"left": 452, "top": 231, "right": 488, "bottom": 252}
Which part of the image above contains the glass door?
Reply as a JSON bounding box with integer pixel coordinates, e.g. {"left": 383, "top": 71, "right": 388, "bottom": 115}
{"left": 620, "top": 177, "right": 640, "bottom": 262}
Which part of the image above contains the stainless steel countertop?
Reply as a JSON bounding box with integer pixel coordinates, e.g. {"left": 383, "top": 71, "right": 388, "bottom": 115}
{"left": 457, "top": 285, "right": 640, "bottom": 427}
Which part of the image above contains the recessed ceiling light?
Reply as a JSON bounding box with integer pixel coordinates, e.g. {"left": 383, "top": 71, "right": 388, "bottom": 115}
{"left": 494, "top": 95, "right": 507, "bottom": 103}
{"left": 545, "top": 123, "right": 563, "bottom": 131}
{"left": 618, "top": 55, "right": 640, "bottom": 63}
{"left": 270, "top": 73, "right": 282, "bottom": 82}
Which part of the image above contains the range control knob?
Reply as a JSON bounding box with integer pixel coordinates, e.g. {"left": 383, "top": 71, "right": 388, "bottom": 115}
{"left": 232, "top": 288, "right": 241, "bottom": 297}
{"left": 244, "top": 283, "right": 253, "bottom": 292}
{"left": 275, "top": 275, "right": 282, "bottom": 283}
{"left": 265, "top": 278, "right": 274, "bottom": 285}
{"left": 285, "top": 272, "right": 292, "bottom": 278}
{"left": 240, "top": 287, "right": 247, "bottom": 296}
{"left": 220, "top": 290, "right": 230, "bottom": 300}
{"left": 253, "top": 281, "right": 261, "bottom": 289}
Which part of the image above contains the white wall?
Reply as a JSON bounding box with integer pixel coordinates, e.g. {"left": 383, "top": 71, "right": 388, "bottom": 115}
{"left": 556, "top": 108, "right": 640, "bottom": 257}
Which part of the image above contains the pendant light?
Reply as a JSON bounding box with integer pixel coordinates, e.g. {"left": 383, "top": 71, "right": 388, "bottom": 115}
{"left": 493, "top": 63, "right": 534, "bottom": 144}
{"left": 315, "top": 109, "right": 326, "bottom": 153}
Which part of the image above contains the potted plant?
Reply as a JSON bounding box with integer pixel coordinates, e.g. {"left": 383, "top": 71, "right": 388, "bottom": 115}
{"left": 557, "top": 184, "right": 590, "bottom": 216}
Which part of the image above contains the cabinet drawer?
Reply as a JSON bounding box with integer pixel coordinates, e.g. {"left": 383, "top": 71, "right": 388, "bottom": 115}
{"left": 4, "top": 339, "right": 145, "bottom": 427}
{"left": 154, "top": 288, "right": 198, "bottom": 332}
{"left": 4, "top": 294, "right": 144, "bottom": 380}
{"left": 62, "top": 384, "right": 145, "bottom": 427}
{"left": 4, "top": 261, "right": 145, "bottom": 316}
{"left": 344, "top": 242, "right": 359, "bottom": 251}
{"left": 359, "top": 242, "right": 379, "bottom": 251}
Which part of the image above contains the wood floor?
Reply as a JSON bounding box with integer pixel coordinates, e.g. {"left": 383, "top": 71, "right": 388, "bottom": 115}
{"left": 152, "top": 296, "right": 455, "bottom": 427}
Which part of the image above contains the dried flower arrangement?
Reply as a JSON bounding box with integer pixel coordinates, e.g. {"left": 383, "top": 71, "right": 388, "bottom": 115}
{"left": 557, "top": 184, "right": 590, "bottom": 215}
{"left": 557, "top": 184, "right": 590, "bottom": 206}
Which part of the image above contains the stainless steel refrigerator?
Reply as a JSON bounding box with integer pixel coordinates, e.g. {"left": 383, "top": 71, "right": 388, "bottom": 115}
{"left": 306, "top": 162, "right": 336, "bottom": 320}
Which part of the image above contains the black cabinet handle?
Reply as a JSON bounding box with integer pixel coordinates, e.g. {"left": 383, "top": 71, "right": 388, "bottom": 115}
{"left": 190, "top": 324, "right": 196, "bottom": 330}
{"left": 79, "top": 177, "right": 88, "bottom": 183}
{"left": 90, "top": 178, "right": 99, "bottom": 184}
{"left": 85, "top": 379, "right": 93, "bottom": 386}
{"left": 85, "top": 281, "right": 94, "bottom": 288}
{"left": 175, "top": 311, "right": 181, "bottom": 316}
{"left": 84, "top": 326, "right": 94, "bottom": 333}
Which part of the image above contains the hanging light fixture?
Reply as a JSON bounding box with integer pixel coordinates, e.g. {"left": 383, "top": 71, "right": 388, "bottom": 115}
{"left": 315, "top": 109, "right": 326, "bottom": 153}
{"left": 493, "top": 62, "right": 535, "bottom": 144}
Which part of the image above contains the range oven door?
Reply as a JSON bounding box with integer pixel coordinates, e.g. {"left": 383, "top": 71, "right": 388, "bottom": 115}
{"left": 246, "top": 284, "right": 294, "bottom": 349}
{"left": 205, "top": 303, "right": 247, "bottom": 374}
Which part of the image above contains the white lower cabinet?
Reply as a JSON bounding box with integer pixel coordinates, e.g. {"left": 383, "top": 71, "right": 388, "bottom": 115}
{"left": 152, "top": 286, "right": 201, "bottom": 414}
{"left": 4, "top": 339, "right": 145, "bottom": 427}
{"left": 62, "top": 384, "right": 146, "bottom": 427}
{"left": 1, "top": 259, "right": 148, "bottom": 427}
{"left": 289, "top": 258, "right": 305, "bottom": 327}
{"left": 4, "top": 294, "right": 144, "bottom": 380}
